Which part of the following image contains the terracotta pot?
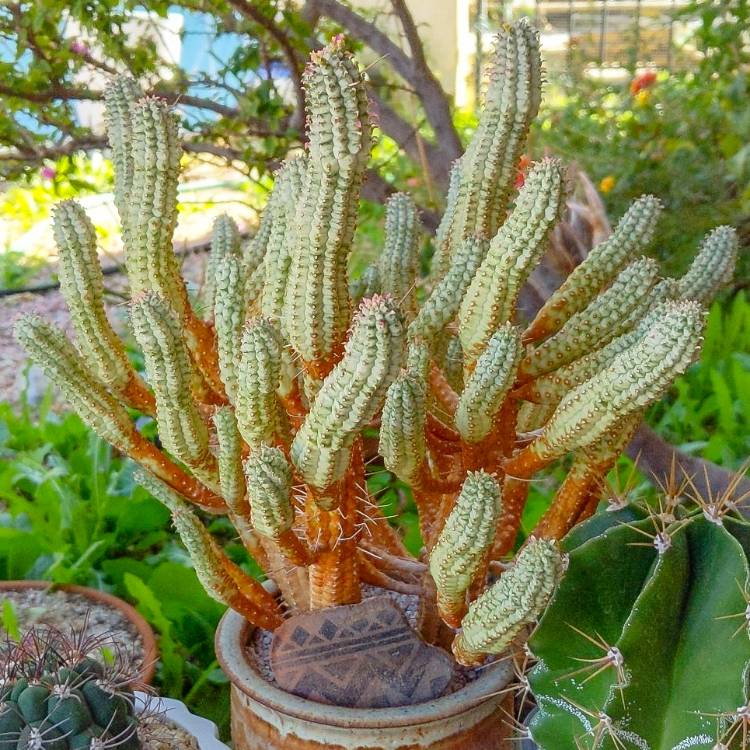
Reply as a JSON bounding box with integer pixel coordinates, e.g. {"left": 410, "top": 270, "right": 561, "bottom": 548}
{"left": 216, "top": 607, "right": 514, "bottom": 750}
{"left": 0, "top": 581, "right": 158, "bottom": 684}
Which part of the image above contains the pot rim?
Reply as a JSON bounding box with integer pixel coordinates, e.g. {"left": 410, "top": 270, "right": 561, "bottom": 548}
{"left": 0, "top": 580, "right": 158, "bottom": 684}
{"left": 215, "top": 606, "right": 514, "bottom": 730}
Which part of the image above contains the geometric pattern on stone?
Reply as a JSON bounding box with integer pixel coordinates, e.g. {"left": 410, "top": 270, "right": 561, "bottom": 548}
{"left": 270, "top": 596, "right": 455, "bottom": 708}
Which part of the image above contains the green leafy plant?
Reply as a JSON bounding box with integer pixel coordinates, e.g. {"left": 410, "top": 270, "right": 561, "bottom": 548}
{"left": 14, "top": 23, "right": 736, "bottom": 675}
{"left": 528, "top": 490, "right": 750, "bottom": 749}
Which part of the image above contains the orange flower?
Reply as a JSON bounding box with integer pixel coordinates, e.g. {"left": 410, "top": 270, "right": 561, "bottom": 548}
{"left": 515, "top": 154, "right": 531, "bottom": 189}
{"left": 599, "top": 175, "right": 616, "bottom": 194}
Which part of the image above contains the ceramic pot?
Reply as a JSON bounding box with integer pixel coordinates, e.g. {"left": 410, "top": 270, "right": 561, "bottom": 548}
{"left": 216, "top": 607, "right": 514, "bottom": 750}
{"left": 0, "top": 580, "right": 158, "bottom": 684}
{"left": 135, "top": 693, "right": 230, "bottom": 749}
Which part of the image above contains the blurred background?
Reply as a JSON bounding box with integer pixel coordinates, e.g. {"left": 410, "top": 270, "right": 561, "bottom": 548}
{"left": 0, "top": 0, "right": 746, "bottom": 734}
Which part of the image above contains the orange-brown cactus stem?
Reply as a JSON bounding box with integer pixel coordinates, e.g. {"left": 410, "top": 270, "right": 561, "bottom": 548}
{"left": 491, "top": 477, "right": 530, "bottom": 558}
{"left": 274, "top": 528, "right": 313, "bottom": 567}
{"left": 182, "top": 308, "right": 227, "bottom": 404}
{"left": 131, "top": 430, "right": 226, "bottom": 512}
{"left": 120, "top": 373, "right": 157, "bottom": 415}
{"left": 223, "top": 554, "right": 285, "bottom": 630}
{"left": 357, "top": 553, "right": 421, "bottom": 596}
{"left": 429, "top": 364, "right": 460, "bottom": 415}
{"left": 532, "top": 462, "right": 603, "bottom": 540}
{"left": 503, "top": 443, "right": 552, "bottom": 480}
{"left": 307, "top": 456, "right": 361, "bottom": 608}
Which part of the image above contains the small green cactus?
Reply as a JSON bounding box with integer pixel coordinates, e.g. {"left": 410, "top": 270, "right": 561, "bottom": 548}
{"left": 528, "top": 494, "right": 750, "bottom": 750}
{"left": 15, "top": 24, "right": 736, "bottom": 672}
{"left": 0, "top": 626, "right": 144, "bottom": 749}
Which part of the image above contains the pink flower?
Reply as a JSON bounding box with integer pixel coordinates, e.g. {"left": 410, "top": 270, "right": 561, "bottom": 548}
{"left": 41, "top": 166, "right": 56, "bottom": 180}
{"left": 69, "top": 40, "right": 89, "bottom": 56}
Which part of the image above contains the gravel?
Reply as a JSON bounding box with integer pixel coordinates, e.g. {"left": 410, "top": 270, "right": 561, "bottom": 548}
{"left": 138, "top": 713, "right": 201, "bottom": 750}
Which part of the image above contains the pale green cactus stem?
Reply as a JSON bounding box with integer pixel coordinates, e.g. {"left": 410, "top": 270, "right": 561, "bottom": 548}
{"left": 677, "top": 225, "right": 738, "bottom": 304}
{"left": 15, "top": 315, "right": 224, "bottom": 511}
{"left": 433, "top": 20, "right": 542, "bottom": 279}
{"left": 458, "top": 158, "right": 566, "bottom": 363}
{"left": 235, "top": 318, "right": 286, "bottom": 448}
{"left": 351, "top": 264, "right": 381, "bottom": 303}
{"left": 406, "top": 340, "right": 431, "bottom": 381}
{"left": 15, "top": 315, "right": 144, "bottom": 454}
{"left": 379, "top": 371, "right": 427, "bottom": 485}
{"left": 52, "top": 200, "right": 154, "bottom": 413}
{"left": 455, "top": 323, "right": 522, "bottom": 443}
{"left": 103, "top": 76, "right": 142, "bottom": 227}
{"left": 202, "top": 214, "right": 241, "bottom": 320}
{"left": 213, "top": 254, "right": 246, "bottom": 402}
{"left": 261, "top": 156, "right": 307, "bottom": 324}
{"left": 440, "top": 334, "right": 465, "bottom": 393}
{"left": 125, "top": 97, "right": 183, "bottom": 308}
{"left": 133, "top": 468, "right": 284, "bottom": 630}
{"left": 212, "top": 407, "right": 246, "bottom": 509}
{"left": 431, "top": 161, "right": 461, "bottom": 280}
{"left": 408, "top": 236, "right": 488, "bottom": 345}
{"left": 505, "top": 300, "right": 705, "bottom": 479}
{"left": 379, "top": 193, "right": 420, "bottom": 320}
{"left": 282, "top": 38, "right": 372, "bottom": 370}
{"left": 519, "top": 299, "right": 672, "bottom": 406}
{"left": 292, "top": 295, "right": 404, "bottom": 507}
{"left": 130, "top": 293, "right": 219, "bottom": 487}
{"left": 429, "top": 471, "right": 502, "bottom": 628}
{"left": 524, "top": 194, "right": 662, "bottom": 342}
{"left": 519, "top": 256, "right": 660, "bottom": 380}
{"left": 452, "top": 537, "right": 563, "bottom": 666}
{"left": 244, "top": 445, "right": 294, "bottom": 538}
{"left": 244, "top": 261, "right": 266, "bottom": 312}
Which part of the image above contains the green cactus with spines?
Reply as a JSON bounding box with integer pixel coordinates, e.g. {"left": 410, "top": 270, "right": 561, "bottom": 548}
{"left": 457, "top": 157, "right": 566, "bottom": 363}
{"left": 528, "top": 497, "right": 750, "bottom": 750}
{"left": 15, "top": 25, "right": 735, "bottom": 674}
{"left": 0, "top": 626, "right": 143, "bottom": 749}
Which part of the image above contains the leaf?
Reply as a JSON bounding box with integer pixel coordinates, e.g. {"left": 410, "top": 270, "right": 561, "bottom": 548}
{"left": 2, "top": 600, "right": 20, "bottom": 641}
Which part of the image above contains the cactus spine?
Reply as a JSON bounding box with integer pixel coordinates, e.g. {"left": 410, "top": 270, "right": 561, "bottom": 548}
{"left": 16, "top": 26, "right": 732, "bottom": 674}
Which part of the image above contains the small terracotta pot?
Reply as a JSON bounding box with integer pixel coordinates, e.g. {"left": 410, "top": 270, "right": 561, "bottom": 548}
{"left": 0, "top": 581, "right": 158, "bottom": 684}
{"left": 216, "top": 607, "right": 514, "bottom": 750}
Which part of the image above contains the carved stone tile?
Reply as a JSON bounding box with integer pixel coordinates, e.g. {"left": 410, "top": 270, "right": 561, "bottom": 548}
{"left": 270, "top": 596, "right": 455, "bottom": 708}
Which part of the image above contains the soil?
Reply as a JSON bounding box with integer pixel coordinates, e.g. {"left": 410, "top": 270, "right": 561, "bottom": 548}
{"left": 138, "top": 713, "right": 201, "bottom": 750}
{"left": 0, "top": 587, "right": 147, "bottom": 673}
{"left": 246, "top": 585, "right": 483, "bottom": 698}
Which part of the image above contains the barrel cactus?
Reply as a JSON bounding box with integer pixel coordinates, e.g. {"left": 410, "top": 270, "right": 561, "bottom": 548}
{"left": 14, "top": 21, "right": 736, "bottom": 670}
{"left": 0, "top": 627, "right": 142, "bottom": 749}
{"left": 527, "top": 492, "right": 750, "bottom": 749}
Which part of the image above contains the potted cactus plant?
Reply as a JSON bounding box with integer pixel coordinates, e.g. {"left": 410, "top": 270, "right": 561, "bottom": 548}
{"left": 0, "top": 624, "right": 228, "bottom": 749}
{"left": 14, "top": 20, "right": 737, "bottom": 750}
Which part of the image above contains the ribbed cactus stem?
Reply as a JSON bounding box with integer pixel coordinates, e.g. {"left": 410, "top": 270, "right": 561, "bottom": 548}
{"left": 455, "top": 323, "right": 522, "bottom": 443}
{"left": 245, "top": 445, "right": 311, "bottom": 566}
{"left": 134, "top": 469, "right": 283, "bottom": 630}
{"left": 452, "top": 538, "right": 563, "bottom": 666}
{"left": 433, "top": 20, "right": 541, "bottom": 278}
{"left": 408, "top": 236, "right": 488, "bottom": 344}
{"left": 430, "top": 472, "right": 502, "bottom": 627}
{"left": 261, "top": 156, "right": 307, "bottom": 325}
{"left": 458, "top": 158, "right": 566, "bottom": 363}
{"left": 379, "top": 371, "right": 427, "bottom": 485}
{"left": 130, "top": 293, "right": 218, "bottom": 487}
{"left": 213, "top": 254, "right": 246, "bottom": 402}
{"left": 379, "top": 193, "right": 420, "bottom": 320}
{"left": 524, "top": 194, "right": 662, "bottom": 342}
{"left": 103, "top": 76, "right": 142, "bottom": 227}
{"left": 52, "top": 200, "right": 155, "bottom": 414}
{"left": 283, "top": 38, "right": 372, "bottom": 371}
{"left": 292, "top": 295, "right": 404, "bottom": 506}
{"left": 519, "top": 256, "right": 660, "bottom": 380}
{"left": 506, "top": 300, "right": 705, "bottom": 478}
{"left": 235, "top": 318, "right": 285, "bottom": 448}
{"left": 15, "top": 315, "right": 223, "bottom": 511}
{"left": 202, "top": 214, "right": 241, "bottom": 319}
{"left": 677, "top": 226, "right": 738, "bottom": 304}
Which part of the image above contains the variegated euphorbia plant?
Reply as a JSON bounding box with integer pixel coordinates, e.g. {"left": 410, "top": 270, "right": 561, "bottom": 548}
{"left": 16, "top": 24, "right": 737, "bottom": 667}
